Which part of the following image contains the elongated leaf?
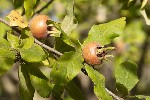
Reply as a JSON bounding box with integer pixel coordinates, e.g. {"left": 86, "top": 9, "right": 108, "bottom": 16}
{"left": 23, "top": 62, "right": 54, "bottom": 97}
{"left": 115, "top": 60, "right": 138, "bottom": 93}
{"left": 65, "top": 80, "right": 85, "bottom": 100}
{"left": 83, "top": 17, "right": 126, "bottom": 46}
{"left": 19, "top": 65, "right": 35, "bottom": 100}
{"left": 0, "top": 22, "right": 10, "bottom": 38}
{"left": 7, "top": 31, "right": 20, "bottom": 49}
{"left": 51, "top": 84, "right": 64, "bottom": 100}
{"left": 20, "top": 43, "right": 47, "bottom": 62}
{"left": 30, "top": 75, "right": 54, "bottom": 98}
{"left": 136, "top": 95, "right": 150, "bottom": 100}
{"left": 55, "top": 37, "right": 75, "bottom": 53}
{"left": 85, "top": 64, "right": 112, "bottom": 100}
{"left": 24, "top": 0, "right": 37, "bottom": 18}
{"left": 20, "top": 29, "right": 34, "bottom": 49}
{"left": 61, "top": 0, "right": 78, "bottom": 35}
{"left": 50, "top": 51, "right": 83, "bottom": 84}
{"left": 0, "top": 39, "right": 15, "bottom": 76}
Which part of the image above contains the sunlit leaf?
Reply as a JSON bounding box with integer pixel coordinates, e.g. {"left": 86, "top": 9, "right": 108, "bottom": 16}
{"left": 7, "top": 10, "right": 28, "bottom": 28}
{"left": 85, "top": 64, "right": 112, "bottom": 100}
{"left": 61, "top": 0, "right": 78, "bottom": 35}
{"left": 83, "top": 17, "right": 126, "bottom": 46}
{"left": 19, "top": 65, "right": 35, "bottom": 100}
{"left": 115, "top": 60, "right": 138, "bottom": 93}
{"left": 20, "top": 43, "right": 47, "bottom": 62}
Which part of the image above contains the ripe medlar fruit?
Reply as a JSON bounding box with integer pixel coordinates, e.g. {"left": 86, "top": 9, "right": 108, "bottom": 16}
{"left": 82, "top": 42, "right": 114, "bottom": 66}
{"left": 29, "top": 15, "right": 50, "bottom": 39}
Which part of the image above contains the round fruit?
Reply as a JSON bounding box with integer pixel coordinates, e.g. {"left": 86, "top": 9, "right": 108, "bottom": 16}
{"left": 82, "top": 42, "right": 106, "bottom": 65}
{"left": 29, "top": 15, "right": 50, "bottom": 39}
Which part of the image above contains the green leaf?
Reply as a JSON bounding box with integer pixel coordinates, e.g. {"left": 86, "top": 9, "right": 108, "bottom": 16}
{"left": 30, "top": 75, "right": 54, "bottom": 98}
{"left": 85, "top": 64, "right": 112, "bottom": 100}
{"left": 47, "top": 20, "right": 75, "bottom": 47}
{"left": 136, "top": 95, "right": 150, "bottom": 100}
{"left": 61, "top": 0, "right": 78, "bottom": 35}
{"left": 13, "top": 0, "right": 24, "bottom": 8}
{"left": 115, "top": 60, "right": 138, "bottom": 93}
{"left": 7, "top": 31, "right": 20, "bottom": 49}
{"left": 55, "top": 37, "right": 75, "bottom": 53}
{"left": 0, "top": 39, "right": 15, "bottom": 76}
{"left": 51, "top": 51, "right": 83, "bottom": 84}
{"left": 0, "top": 22, "right": 10, "bottom": 38}
{"left": 22, "top": 62, "right": 54, "bottom": 97}
{"left": 65, "top": 80, "right": 85, "bottom": 100}
{"left": 19, "top": 65, "right": 35, "bottom": 100}
{"left": 51, "top": 84, "right": 64, "bottom": 100}
{"left": 83, "top": 17, "right": 126, "bottom": 46}
{"left": 116, "top": 83, "right": 128, "bottom": 96}
{"left": 24, "top": 0, "right": 37, "bottom": 18}
{"left": 20, "top": 43, "right": 47, "bottom": 62}
{"left": 20, "top": 29, "right": 34, "bottom": 49}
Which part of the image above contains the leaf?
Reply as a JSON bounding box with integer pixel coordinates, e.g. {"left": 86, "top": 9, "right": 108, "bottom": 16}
{"left": 50, "top": 51, "right": 83, "bottom": 84}
{"left": 24, "top": 0, "right": 37, "bottom": 18}
{"left": 0, "top": 22, "right": 10, "bottom": 38}
{"left": 30, "top": 75, "right": 54, "bottom": 97}
{"left": 55, "top": 37, "right": 75, "bottom": 53}
{"left": 0, "top": 39, "right": 15, "bottom": 76}
{"left": 85, "top": 64, "right": 112, "bottom": 100}
{"left": 116, "top": 83, "right": 128, "bottom": 96}
{"left": 61, "top": 0, "right": 78, "bottom": 35}
{"left": 7, "top": 10, "right": 28, "bottom": 28}
{"left": 136, "top": 95, "right": 150, "bottom": 100}
{"left": 115, "top": 60, "right": 138, "bottom": 93}
{"left": 20, "top": 29, "right": 34, "bottom": 49}
{"left": 19, "top": 65, "right": 35, "bottom": 100}
{"left": 51, "top": 84, "right": 64, "bottom": 100}
{"left": 65, "top": 80, "right": 85, "bottom": 100}
{"left": 24, "top": 62, "right": 54, "bottom": 98}
{"left": 7, "top": 31, "right": 20, "bottom": 49}
{"left": 20, "top": 43, "right": 47, "bottom": 62}
{"left": 83, "top": 17, "right": 126, "bottom": 46}
{"left": 13, "top": 0, "right": 24, "bottom": 8}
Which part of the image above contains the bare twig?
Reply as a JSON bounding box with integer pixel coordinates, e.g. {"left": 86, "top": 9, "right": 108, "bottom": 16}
{"left": 36, "top": 0, "right": 54, "bottom": 14}
{"left": 0, "top": 17, "right": 62, "bottom": 56}
{"left": 34, "top": 38, "right": 63, "bottom": 56}
{"left": 105, "top": 88, "right": 124, "bottom": 100}
{"left": 0, "top": 17, "right": 10, "bottom": 27}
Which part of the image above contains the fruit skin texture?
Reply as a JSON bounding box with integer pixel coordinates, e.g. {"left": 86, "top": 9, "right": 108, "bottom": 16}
{"left": 82, "top": 42, "right": 102, "bottom": 65}
{"left": 29, "top": 15, "right": 50, "bottom": 39}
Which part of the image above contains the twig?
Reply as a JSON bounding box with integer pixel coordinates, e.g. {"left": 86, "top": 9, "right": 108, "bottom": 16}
{"left": 0, "top": 17, "right": 62, "bottom": 56}
{"left": 0, "top": 17, "right": 10, "bottom": 27}
{"left": 105, "top": 88, "right": 124, "bottom": 100}
{"left": 35, "top": 0, "right": 54, "bottom": 14}
{"left": 34, "top": 38, "right": 63, "bottom": 56}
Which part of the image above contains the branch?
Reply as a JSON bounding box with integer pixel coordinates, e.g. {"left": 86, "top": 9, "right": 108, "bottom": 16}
{"left": 35, "top": 0, "right": 54, "bottom": 14}
{"left": 34, "top": 38, "right": 63, "bottom": 56}
{"left": 105, "top": 88, "right": 124, "bottom": 100}
{"left": 0, "top": 17, "right": 62, "bottom": 56}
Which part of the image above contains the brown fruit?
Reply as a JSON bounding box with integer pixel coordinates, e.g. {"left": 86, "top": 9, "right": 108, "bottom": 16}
{"left": 29, "top": 15, "right": 50, "bottom": 38}
{"left": 82, "top": 42, "right": 115, "bottom": 66}
{"left": 82, "top": 42, "right": 103, "bottom": 65}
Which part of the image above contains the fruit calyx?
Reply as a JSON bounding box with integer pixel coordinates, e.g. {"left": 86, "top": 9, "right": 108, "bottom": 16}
{"left": 82, "top": 42, "right": 114, "bottom": 66}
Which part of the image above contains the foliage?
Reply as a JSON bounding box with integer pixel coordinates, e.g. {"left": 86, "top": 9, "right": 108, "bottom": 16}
{"left": 0, "top": 0, "right": 150, "bottom": 100}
